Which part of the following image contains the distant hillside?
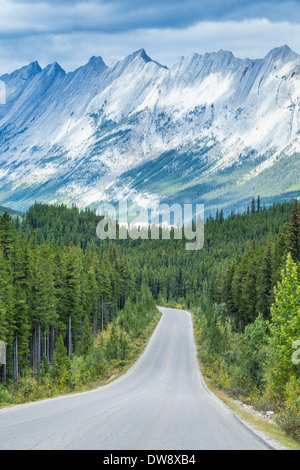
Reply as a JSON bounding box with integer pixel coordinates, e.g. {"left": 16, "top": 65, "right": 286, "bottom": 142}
{"left": 0, "top": 205, "right": 23, "bottom": 218}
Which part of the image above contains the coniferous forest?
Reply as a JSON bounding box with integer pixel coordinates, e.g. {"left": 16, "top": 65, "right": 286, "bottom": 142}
{"left": 0, "top": 198, "right": 299, "bottom": 441}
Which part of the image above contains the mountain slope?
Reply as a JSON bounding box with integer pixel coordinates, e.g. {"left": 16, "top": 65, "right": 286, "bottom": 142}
{"left": 0, "top": 46, "right": 299, "bottom": 213}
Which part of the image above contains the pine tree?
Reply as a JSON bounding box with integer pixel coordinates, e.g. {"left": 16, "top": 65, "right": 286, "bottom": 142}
{"left": 51, "top": 334, "right": 68, "bottom": 383}
{"left": 256, "top": 240, "right": 274, "bottom": 319}
{"left": 257, "top": 196, "right": 261, "bottom": 212}
{"left": 286, "top": 199, "right": 300, "bottom": 262}
{"left": 81, "top": 315, "right": 94, "bottom": 357}
{"left": 219, "top": 209, "right": 224, "bottom": 224}
{"left": 251, "top": 197, "right": 256, "bottom": 215}
{"left": 0, "top": 212, "right": 16, "bottom": 259}
{"left": 221, "top": 262, "right": 235, "bottom": 317}
{"left": 0, "top": 248, "right": 14, "bottom": 363}
{"left": 62, "top": 243, "right": 83, "bottom": 354}
{"left": 0, "top": 251, "right": 11, "bottom": 343}
{"left": 240, "top": 243, "right": 259, "bottom": 325}
{"left": 35, "top": 244, "right": 58, "bottom": 365}
{"left": 11, "top": 235, "right": 31, "bottom": 371}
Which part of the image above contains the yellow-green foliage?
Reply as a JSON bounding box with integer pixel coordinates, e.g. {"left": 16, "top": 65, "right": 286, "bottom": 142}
{"left": 266, "top": 254, "right": 300, "bottom": 395}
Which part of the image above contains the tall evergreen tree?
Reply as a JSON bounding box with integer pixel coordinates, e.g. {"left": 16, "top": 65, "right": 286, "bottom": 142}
{"left": 256, "top": 240, "right": 274, "bottom": 319}
{"left": 257, "top": 196, "right": 261, "bottom": 212}
{"left": 286, "top": 199, "right": 300, "bottom": 263}
{"left": 0, "top": 212, "right": 16, "bottom": 260}
{"left": 81, "top": 315, "right": 94, "bottom": 357}
{"left": 251, "top": 197, "right": 256, "bottom": 215}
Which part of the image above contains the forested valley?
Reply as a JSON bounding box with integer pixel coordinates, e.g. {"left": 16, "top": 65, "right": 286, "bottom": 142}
{"left": 0, "top": 197, "right": 299, "bottom": 441}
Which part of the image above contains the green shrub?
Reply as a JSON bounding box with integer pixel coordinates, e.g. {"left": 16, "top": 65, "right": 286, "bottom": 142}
{"left": 0, "top": 385, "right": 14, "bottom": 404}
{"left": 276, "top": 402, "right": 300, "bottom": 442}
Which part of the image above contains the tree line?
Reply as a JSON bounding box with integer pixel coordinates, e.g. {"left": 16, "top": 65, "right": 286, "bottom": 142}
{"left": 0, "top": 210, "right": 156, "bottom": 391}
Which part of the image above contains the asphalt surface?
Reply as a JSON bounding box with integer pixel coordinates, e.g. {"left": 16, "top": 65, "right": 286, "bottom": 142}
{"left": 0, "top": 307, "right": 271, "bottom": 450}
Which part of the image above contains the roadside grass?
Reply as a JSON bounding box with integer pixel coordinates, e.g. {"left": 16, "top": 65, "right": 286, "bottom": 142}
{"left": 0, "top": 402, "right": 14, "bottom": 410}
{"left": 202, "top": 374, "right": 300, "bottom": 451}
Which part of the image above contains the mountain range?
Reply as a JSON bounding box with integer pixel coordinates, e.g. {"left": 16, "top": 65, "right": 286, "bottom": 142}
{"left": 0, "top": 45, "right": 299, "bottom": 215}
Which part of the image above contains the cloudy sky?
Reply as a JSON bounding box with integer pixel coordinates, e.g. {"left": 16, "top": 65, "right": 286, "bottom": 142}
{"left": 1, "top": 0, "right": 300, "bottom": 74}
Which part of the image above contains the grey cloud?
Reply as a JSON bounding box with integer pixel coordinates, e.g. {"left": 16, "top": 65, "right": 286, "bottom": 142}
{"left": 1, "top": 0, "right": 300, "bottom": 39}
{"left": 1, "top": 18, "right": 300, "bottom": 75}
{"left": 0, "top": 1, "right": 300, "bottom": 75}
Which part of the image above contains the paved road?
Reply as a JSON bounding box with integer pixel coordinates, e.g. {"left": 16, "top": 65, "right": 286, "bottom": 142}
{"left": 0, "top": 307, "right": 271, "bottom": 450}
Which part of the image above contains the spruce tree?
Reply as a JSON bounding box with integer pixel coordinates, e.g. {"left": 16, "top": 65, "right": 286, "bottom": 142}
{"left": 257, "top": 240, "right": 274, "bottom": 319}
{"left": 81, "top": 315, "right": 94, "bottom": 357}
{"left": 0, "top": 212, "right": 16, "bottom": 259}
{"left": 251, "top": 197, "right": 256, "bottom": 214}
{"left": 286, "top": 199, "right": 300, "bottom": 263}
{"left": 257, "top": 196, "right": 261, "bottom": 212}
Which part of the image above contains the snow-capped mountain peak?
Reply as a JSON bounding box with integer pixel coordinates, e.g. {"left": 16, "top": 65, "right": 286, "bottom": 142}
{"left": 0, "top": 46, "right": 299, "bottom": 214}
{"left": 43, "top": 62, "right": 65, "bottom": 76}
{"left": 265, "top": 44, "right": 298, "bottom": 61}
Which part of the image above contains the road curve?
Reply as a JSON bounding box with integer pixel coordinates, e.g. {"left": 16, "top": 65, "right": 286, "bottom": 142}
{"left": 0, "top": 307, "right": 271, "bottom": 450}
